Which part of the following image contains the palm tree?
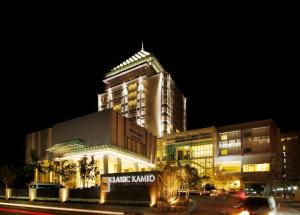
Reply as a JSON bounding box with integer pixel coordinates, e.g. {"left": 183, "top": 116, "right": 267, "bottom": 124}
{"left": 78, "top": 155, "right": 99, "bottom": 188}
{"left": 60, "top": 160, "right": 77, "bottom": 186}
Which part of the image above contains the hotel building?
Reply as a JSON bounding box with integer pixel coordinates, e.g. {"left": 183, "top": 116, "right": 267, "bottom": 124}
{"left": 215, "top": 119, "right": 280, "bottom": 193}
{"left": 156, "top": 127, "right": 217, "bottom": 176}
{"left": 98, "top": 46, "right": 187, "bottom": 137}
{"left": 25, "top": 109, "right": 156, "bottom": 188}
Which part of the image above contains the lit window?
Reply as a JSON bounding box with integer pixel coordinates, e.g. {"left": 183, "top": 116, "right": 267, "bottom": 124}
{"left": 128, "top": 83, "right": 137, "bottom": 90}
{"left": 283, "top": 145, "right": 286, "bottom": 151}
{"left": 128, "top": 92, "right": 137, "bottom": 98}
{"left": 221, "top": 134, "right": 227, "bottom": 141}
{"left": 113, "top": 104, "right": 121, "bottom": 112}
{"left": 243, "top": 163, "right": 270, "bottom": 172}
{"left": 128, "top": 100, "right": 137, "bottom": 107}
{"left": 221, "top": 149, "right": 228, "bottom": 155}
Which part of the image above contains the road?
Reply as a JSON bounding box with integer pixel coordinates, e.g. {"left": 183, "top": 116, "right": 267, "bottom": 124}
{"left": 0, "top": 197, "right": 299, "bottom": 215}
{"left": 190, "top": 195, "right": 300, "bottom": 215}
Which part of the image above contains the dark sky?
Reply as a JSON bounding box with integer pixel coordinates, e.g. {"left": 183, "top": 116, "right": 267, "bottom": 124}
{"left": 1, "top": 10, "right": 299, "bottom": 166}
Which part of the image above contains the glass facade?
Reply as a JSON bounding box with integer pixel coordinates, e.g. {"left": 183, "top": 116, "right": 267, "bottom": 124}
{"left": 218, "top": 130, "right": 241, "bottom": 156}
{"left": 165, "top": 142, "right": 213, "bottom": 175}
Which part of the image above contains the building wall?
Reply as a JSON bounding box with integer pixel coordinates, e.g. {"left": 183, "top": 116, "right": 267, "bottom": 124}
{"left": 25, "top": 128, "right": 53, "bottom": 164}
{"left": 53, "top": 110, "right": 114, "bottom": 147}
{"left": 281, "top": 131, "right": 300, "bottom": 183}
{"left": 215, "top": 119, "right": 280, "bottom": 188}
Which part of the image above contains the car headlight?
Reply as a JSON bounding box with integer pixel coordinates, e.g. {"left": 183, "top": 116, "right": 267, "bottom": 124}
{"left": 239, "top": 211, "right": 250, "bottom": 215}
{"left": 269, "top": 212, "right": 275, "bottom": 215}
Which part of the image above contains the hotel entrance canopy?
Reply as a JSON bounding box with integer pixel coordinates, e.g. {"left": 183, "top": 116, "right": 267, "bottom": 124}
{"left": 59, "top": 144, "right": 155, "bottom": 168}
{"left": 46, "top": 139, "right": 85, "bottom": 156}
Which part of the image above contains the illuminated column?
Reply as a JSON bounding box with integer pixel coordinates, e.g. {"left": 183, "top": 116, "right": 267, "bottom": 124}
{"left": 34, "top": 168, "right": 38, "bottom": 182}
{"left": 133, "top": 163, "right": 138, "bottom": 172}
{"left": 108, "top": 88, "right": 113, "bottom": 108}
{"left": 76, "top": 163, "right": 81, "bottom": 188}
{"left": 183, "top": 97, "right": 187, "bottom": 131}
{"left": 122, "top": 82, "right": 128, "bottom": 117}
{"left": 103, "top": 155, "right": 108, "bottom": 174}
{"left": 117, "top": 158, "right": 122, "bottom": 173}
{"left": 98, "top": 94, "right": 102, "bottom": 111}
{"left": 49, "top": 171, "right": 53, "bottom": 183}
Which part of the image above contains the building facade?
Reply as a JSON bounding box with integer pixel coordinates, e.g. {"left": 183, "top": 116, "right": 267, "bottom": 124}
{"left": 98, "top": 47, "right": 186, "bottom": 137}
{"left": 215, "top": 119, "right": 280, "bottom": 194}
{"left": 25, "top": 109, "right": 156, "bottom": 188}
{"left": 280, "top": 131, "right": 300, "bottom": 189}
{"left": 156, "top": 127, "right": 217, "bottom": 176}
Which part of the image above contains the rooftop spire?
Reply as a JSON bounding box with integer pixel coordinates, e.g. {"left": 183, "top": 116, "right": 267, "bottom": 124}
{"left": 141, "top": 42, "right": 144, "bottom": 51}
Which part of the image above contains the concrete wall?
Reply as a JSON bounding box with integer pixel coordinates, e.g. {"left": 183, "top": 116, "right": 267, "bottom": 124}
{"left": 25, "top": 128, "right": 53, "bottom": 164}
{"left": 53, "top": 109, "right": 113, "bottom": 147}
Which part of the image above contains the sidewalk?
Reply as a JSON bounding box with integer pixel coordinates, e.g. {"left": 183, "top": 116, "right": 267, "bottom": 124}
{"left": 0, "top": 199, "right": 192, "bottom": 215}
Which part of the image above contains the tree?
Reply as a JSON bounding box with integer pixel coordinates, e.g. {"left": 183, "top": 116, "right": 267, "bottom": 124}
{"left": 0, "top": 165, "right": 17, "bottom": 188}
{"left": 60, "top": 160, "right": 77, "bottom": 187}
{"left": 157, "top": 163, "right": 182, "bottom": 199}
{"left": 178, "top": 163, "right": 200, "bottom": 199}
{"left": 78, "top": 155, "right": 99, "bottom": 188}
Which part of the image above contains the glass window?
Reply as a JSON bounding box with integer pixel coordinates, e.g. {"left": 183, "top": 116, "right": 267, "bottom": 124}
{"left": 220, "top": 149, "right": 228, "bottom": 155}
{"left": 243, "top": 163, "right": 270, "bottom": 172}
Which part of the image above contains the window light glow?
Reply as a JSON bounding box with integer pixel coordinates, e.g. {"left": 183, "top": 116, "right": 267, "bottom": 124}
{"left": 243, "top": 163, "right": 270, "bottom": 172}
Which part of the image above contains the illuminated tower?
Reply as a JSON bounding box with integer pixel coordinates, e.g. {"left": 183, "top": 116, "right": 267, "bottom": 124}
{"left": 98, "top": 45, "right": 186, "bottom": 137}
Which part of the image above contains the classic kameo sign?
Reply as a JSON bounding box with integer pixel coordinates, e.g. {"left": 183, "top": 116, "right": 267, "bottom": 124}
{"left": 108, "top": 174, "right": 155, "bottom": 184}
{"left": 100, "top": 171, "right": 159, "bottom": 205}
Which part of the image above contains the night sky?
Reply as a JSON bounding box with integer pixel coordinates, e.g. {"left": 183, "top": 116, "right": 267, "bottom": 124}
{"left": 1, "top": 12, "right": 299, "bottom": 166}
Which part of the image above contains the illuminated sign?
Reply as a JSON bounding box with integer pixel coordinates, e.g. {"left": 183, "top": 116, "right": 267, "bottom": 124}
{"left": 100, "top": 171, "right": 159, "bottom": 204}
{"left": 107, "top": 174, "right": 155, "bottom": 184}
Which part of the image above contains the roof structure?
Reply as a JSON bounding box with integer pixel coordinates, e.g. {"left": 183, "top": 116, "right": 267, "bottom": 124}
{"left": 46, "top": 139, "right": 85, "bottom": 156}
{"left": 104, "top": 47, "right": 164, "bottom": 79}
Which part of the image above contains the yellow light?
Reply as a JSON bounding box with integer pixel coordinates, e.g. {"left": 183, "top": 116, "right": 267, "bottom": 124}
{"left": 221, "top": 134, "right": 227, "bottom": 140}
{"left": 113, "top": 104, "right": 121, "bottom": 111}
{"left": 239, "top": 211, "right": 250, "bottom": 215}
{"left": 221, "top": 149, "right": 228, "bottom": 155}
{"left": 59, "top": 188, "right": 68, "bottom": 203}
{"left": 62, "top": 148, "right": 155, "bottom": 168}
{"left": 29, "top": 188, "right": 36, "bottom": 201}
{"left": 100, "top": 191, "right": 106, "bottom": 204}
{"left": 5, "top": 188, "right": 12, "bottom": 200}
{"left": 128, "top": 83, "right": 137, "bottom": 90}
{"left": 149, "top": 185, "right": 157, "bottom": 207}
{"left": 128, "top": 92, "right": 137, "bottom": 98}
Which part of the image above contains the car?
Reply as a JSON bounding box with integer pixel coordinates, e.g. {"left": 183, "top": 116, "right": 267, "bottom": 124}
{"left": 234, "top": 196, "right": 279, "bottom": 215}
{"left": 29, "top": 182, "right": 64, "bottom": 189}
